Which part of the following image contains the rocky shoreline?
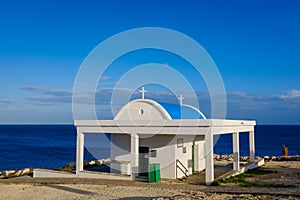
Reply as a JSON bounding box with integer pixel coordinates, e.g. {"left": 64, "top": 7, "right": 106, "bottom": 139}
{"left": 213, "top": 154, "right": 300, "bottom": 162}
{"left": 59, "top": 158, "right": 111, "bottom": 172}
{"left": 0, "top": 158, "right": 111, "bottom": 179}
{"left": 0, "top": 168, "right": 32, "bottom": 179}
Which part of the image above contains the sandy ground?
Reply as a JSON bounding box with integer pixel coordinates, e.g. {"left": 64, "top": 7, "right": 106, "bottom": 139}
{"left": 0, "top": 184, "right": 177, "bottom": 200}
{"left": 1, "top": 183, "right": 298, "bottom": 200}
{"left": 0, "top": 161, "right": 299, "bottom": 200}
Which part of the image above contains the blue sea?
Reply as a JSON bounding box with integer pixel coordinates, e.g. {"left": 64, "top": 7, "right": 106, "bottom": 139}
{"left": 0, "top": 125, "right": 299, "bottom": 171}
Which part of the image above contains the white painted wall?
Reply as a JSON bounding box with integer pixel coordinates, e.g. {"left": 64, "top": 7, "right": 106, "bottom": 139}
{"left": 110, "top": 134, "right": 131, "bottom": 175}
{"left": 141, "top": 135, "right": 197, "bottom": 179}
{"left": 140, "top": 135, "right": 176, "bottom": 179}
{"left": 110, "top": 133, "right": 206, "bottom": 179}
{"left": 114, "top": 99, "right": 171, "bottom": 121}
{"left": 174, "top": 135, "right": 194, "bottom": 178}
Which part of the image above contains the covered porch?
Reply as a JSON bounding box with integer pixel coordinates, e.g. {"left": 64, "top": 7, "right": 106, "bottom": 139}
{"left": 74, "top": 119, "right": 257, "bottom": 185}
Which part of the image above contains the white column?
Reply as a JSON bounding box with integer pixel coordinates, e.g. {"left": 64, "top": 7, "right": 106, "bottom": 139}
{"left": 131, "top": 133, "right": 139, "bottom": 180}
{"left": 76, "top": 129, "right": 84, "bottom": 176}
{"left": 194, "top": 142, "right": 199, "bottom": 172}
{"left": 205, "top": 130, "right": 214, "bottom": 185}
{"left": 194, "top": 141, "right": 206, "bottom": 172}
{"left": 249, "top": 130, "right": 255, "bottom": 162}
{"left": 232, "top": 132, "right": 240, "bottom": 171}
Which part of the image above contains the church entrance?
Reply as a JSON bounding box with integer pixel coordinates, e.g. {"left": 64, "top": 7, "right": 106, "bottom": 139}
{"left": 139, "top": 146, "right": 149, "bottom": 177}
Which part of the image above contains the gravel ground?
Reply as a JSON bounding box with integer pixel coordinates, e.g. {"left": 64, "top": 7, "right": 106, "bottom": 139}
{"left": 0, "top": 184, "right": 177, "bottom": 200}
{"left": 0, "top": 183, "right": 299, "bottom": 200}
{"left": 0, "top": 161, "right": 299, "bottom": 200}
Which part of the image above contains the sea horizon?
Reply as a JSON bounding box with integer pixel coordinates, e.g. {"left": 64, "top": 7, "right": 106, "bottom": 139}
{"left": 0, "top": 124, "right": 299, "bottom": 171}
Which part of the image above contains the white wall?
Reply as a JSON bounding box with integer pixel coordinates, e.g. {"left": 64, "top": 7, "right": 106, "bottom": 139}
{"left": 141, "top": 135, "right": 196, "bottom": 179}
{"left": 174, "top": 135, "right": 194, "bottom": 178}
{"left": 115, "top": 100, "right": 170, "bottom": 121}
{"left": 110, "top": 134, "right": 131, "bottom": 175}
{"left": 140, "top": 135, "right": 176, "bottom": 179}
{"left": 110, "top": 133, "right": 206, "bottom": 179}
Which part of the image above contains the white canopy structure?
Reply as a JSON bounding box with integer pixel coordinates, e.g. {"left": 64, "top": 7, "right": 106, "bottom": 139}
{"left": 74, "top": 92, "right": 257, "bottom": 185}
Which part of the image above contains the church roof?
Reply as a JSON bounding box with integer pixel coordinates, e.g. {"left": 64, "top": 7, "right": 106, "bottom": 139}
{"left": 159, "top": 102, "right": 206, "bottom": 119}
{"left": 114, "top": 98, "right": 206, "bottom": 121}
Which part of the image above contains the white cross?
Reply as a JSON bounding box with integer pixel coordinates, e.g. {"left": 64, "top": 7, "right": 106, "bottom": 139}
{"left": 140, "top": 87, "right": 147, "bottom": 99}
{"left": 179, "top": 94, "right": 184, "bottom": 105}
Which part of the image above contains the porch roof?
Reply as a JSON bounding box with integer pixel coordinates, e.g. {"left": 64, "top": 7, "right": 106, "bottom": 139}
{"left": 74, "top": 119, "right": 256, "bottom": 135}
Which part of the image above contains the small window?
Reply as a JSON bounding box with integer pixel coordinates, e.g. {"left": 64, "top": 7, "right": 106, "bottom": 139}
{"left": 139, "top": 108, "right": 144, "bottom": 116}
{"left": 149, "top": 150, "right": 157, "bottom": 157}
{"left": 177, "top": 138, "right": 184, "bottom": 148}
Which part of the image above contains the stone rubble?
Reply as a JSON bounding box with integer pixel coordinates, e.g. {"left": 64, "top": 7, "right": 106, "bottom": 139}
{"left": 1, "top": 158, "right": 110, "bottom": 179}
{"left": 62, "top": 158, "right": 111, "bottom": 171}
{"left": 213, "top": 154, "right": 300, "bottom": 162}
{"left": 0, "top": 168, "right": 32, "bottom": 179}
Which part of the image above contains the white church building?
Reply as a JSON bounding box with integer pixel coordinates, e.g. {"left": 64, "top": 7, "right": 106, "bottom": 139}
{"left": 74, "top": 88, "right": 258, "bottom": 185}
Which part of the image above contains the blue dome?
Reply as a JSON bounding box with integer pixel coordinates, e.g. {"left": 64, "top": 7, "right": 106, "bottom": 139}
{"left": 159, "top": 102, "right": 205, "bottom": 119}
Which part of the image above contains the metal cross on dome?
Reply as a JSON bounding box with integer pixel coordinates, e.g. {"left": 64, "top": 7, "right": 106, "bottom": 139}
{"left": 140, "top": 87, "right": 147, "bottom": 99}
{"left": 179, "top": 95, "right": 184, "bottom": 105}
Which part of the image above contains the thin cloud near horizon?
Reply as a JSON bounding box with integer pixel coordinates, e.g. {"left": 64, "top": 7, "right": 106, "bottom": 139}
{"left": 3, "top": 85, "right": 296, "bottom": 124}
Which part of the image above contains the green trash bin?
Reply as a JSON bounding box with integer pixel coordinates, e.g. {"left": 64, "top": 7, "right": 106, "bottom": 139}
{"left": 148, "top": 163, "right": 161, "bottom": 183}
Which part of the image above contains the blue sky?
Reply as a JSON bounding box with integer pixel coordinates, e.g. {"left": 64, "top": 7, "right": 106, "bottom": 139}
{"left": 0, "top": 0, "right": 300, "bottom": 124}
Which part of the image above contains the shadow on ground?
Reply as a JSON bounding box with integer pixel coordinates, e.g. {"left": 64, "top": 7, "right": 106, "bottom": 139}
{"left": 187, "top": 162, "right": 233, "bottom": 185}
{"left": 44, "top": 185, "right": 94, "bottom": 195}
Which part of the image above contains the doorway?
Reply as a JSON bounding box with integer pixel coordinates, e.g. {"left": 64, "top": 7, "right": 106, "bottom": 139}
{"left": 139, "top": 146, "right": 149, "bottom": 177}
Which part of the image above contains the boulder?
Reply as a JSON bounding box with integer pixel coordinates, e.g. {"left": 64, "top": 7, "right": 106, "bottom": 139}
{"left": 89, "top": 160, "right": 96, "bottom": 165}
{"left": 240, "top": 156, "right": 249, "bottom": 161}
{"left": 223, "top": 155, "right": 229, "bottom": 160}
{"left": 103, "top": 158, "right": 110, "bottom": 164}
{"left": 84, "top": 160, "right": 89, "bottom": 166}
{"left": 276, "top": 156, "right": 281, "bottom": 160}
{"left": 15, "top": 170, "right": 23, "bottom": 176}
{"left": 21, "top": 168, "right": 31, "bottom": 175}
{"left": 96, "top": 159, "right": 104, "bottom": 165}
{"left": 264, "top": 156, "right": 270, "bottom": 160}
{"left": 2, "top": 170, "right": 16, "bottom": 177}
{"left": 65, "top": 162, "right": 76, "bottom": 169}
{"left": 227, "top": 157, "right": 234, "bottom": 161}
